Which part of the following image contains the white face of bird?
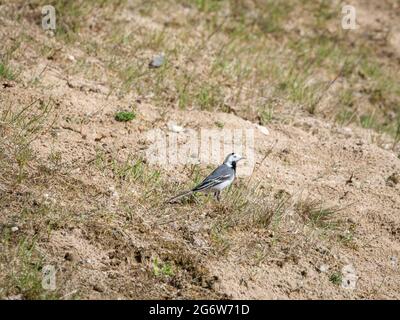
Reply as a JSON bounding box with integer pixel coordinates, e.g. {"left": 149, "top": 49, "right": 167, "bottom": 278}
{"left": 224, "top": 153, "right": 244, "bottom": 164}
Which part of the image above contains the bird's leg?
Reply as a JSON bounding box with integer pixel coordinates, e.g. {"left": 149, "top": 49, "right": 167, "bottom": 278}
{"left": 214, "top": 191, "right": 221, "bottom": 202}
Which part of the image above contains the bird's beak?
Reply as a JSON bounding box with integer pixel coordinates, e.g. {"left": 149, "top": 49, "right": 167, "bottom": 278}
{"left": 240, "top": 157, "right": 246, "bottom": 161}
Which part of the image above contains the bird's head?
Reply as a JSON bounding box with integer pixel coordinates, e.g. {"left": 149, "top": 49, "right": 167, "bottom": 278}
{"left": 224, "top": 152, "right": 245, "bottom": 167}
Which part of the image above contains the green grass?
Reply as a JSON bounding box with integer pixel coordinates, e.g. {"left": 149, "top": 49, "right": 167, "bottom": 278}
{"left": 94, "top": 154, "right": 161, "bottom": 187}
{"left": 23, "top": 0, "right": 399, "bottom": 141}
{"left": 258, "top": 105, "right": 274, "bottom": 125}
{"left": 338, "top": 229, "right": 356, "bottom": 248}
{"left": 114, "top": 111, "right": 136, "bottom": 122}
{"left": 31, "top": 0, "right": 127, "bottom": 43}
{"left": 295, "top": 199, "right": 358, "bottom": 248}
{"left": 94, "top": 153, "right": 165, "bottom": 204}
{"left": 193, "top": 0, "right": 223, "bottom": 13}
{"left": 254, "top": 0, "right": 294, "bottom": 34}
{"left": 360, "top": 113, "right": 376, "bottom": 129}
{"left": 1, "top": 99, "right": 54, "bottom": 183}
{"left": 0, "top": 235, "right": 59, "bottom": 299}
{"left": 9, "top": 239, "right": 44, "bottom": 298}
{"left": 153, "top": 258, "right": 174, "bottom": 277}
{"left": 27, "top": 0, "right": 398, "bottom": 140}
{"left": 296, "top": 200, "right": 345, "bottom": 231}
{"left": 195, "top": 83, "right": 224, "bottom": 111}
{"left": 210, "top": 223, "right": 231, "bottom": 255}
{"left": 329, "top": 271, "right": 342, "bottom": 286}
{"left": 1, "top": 0, "right": 399, "bottom": 299}
{"left": 214, "top": 121, "right": 224, "bottom": 128}
{"left": 336, "top": 108, "right": 356, "bottom": 126}
{"left": 338, "top": 89, "right": 355, "bottom": 108}
{"left": 210, "top": 184, "right": 291, "bottom": 236}
{"left": 0, "top": 99, "right": 69, "bottom": 299}
{"left": 0, "top": 62, "right": 15, "bottom": 80}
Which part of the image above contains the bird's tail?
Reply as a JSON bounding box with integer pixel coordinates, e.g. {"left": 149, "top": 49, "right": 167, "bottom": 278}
{"left": 167, "top": 190, "right": 195, "bottom": 204}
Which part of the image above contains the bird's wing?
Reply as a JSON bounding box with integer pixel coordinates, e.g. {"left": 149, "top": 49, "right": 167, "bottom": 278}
{"left": 192, "top": 164, "right": 233, "bottom": 192}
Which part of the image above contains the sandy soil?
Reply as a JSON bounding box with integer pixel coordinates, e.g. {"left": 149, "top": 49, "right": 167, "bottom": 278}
{"left": 1, "top": 0, "right": 399, "bottom": 299}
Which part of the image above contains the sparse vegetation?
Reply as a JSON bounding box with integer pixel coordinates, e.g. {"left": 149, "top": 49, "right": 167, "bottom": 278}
{"left": 0, "top": 237, "right": 60, "bottom": 299}
{"left": 0, "top": 62, "right": 15, "bottom": 80}
{"left": 114, "top": 111, "right": 136, "bottom": 122}
{"left": 329, "top": 271, "right": 342, "bottom": 286}
{"left": 153, "top": 258, "right": 174, "bottom": 277}
{"left": 0, "top": 101, "right": 61, "bottom": 299}
{"left": 1, "top": 0, "right": 399, "bottom": 300}
{"left": 296, "top": 200, "right": 343, "bottom": 230}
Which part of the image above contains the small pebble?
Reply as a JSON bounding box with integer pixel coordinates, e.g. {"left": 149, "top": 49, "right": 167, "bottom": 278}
{"left": 93, "top": 284, "right": 104, "bottom": 293}
{"left": 341, "top": 264, "right": 357, "bottom": 289}
{"left": 390, "top": 256, "right": 398, "bottom": 268}
{"left": 11, "top": 226, "right": 19, "bottom": 232}
{"left": 168, "top": 122, "right": 185, "bottom": 133}
{"left": 318, "top": 264, "right": 329, "bottom": 273}
{"left": 149, "top": 53, "right": 165, "bottom": 68}
{"left": 67, "top": 54, "right": 76, "bottom": 62}
{"left": 256, "top": 125, "right": 270, "bottom": 136}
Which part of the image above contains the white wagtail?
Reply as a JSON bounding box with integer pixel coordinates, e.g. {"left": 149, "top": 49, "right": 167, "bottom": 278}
{"left": 168, "top": 153, "right": 244, "bottom": 203}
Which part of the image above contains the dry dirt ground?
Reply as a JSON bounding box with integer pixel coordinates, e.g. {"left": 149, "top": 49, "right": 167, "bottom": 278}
{"left": 1, "top": 0, "right": 400, "bottom": 299}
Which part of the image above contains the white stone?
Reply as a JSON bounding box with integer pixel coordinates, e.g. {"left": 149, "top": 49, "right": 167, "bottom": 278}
{"left": 319, "top": 264, "right": 329, "bottom": 273}
{"left": 168, "top": 122, "right": 185, "bottom": 133}
{"left": 256, "top": 125, "right": 269, "bottom": 135}
{"left": 341, "top": 264, "right": 358, "bottom": 289}
{"left": 390, "top": 256, "right": 398, "bottom": 268}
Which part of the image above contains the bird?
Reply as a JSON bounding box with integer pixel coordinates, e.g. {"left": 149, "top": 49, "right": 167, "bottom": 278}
{"left": 168, "top": 153, "right": 244, "bottom": 203}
